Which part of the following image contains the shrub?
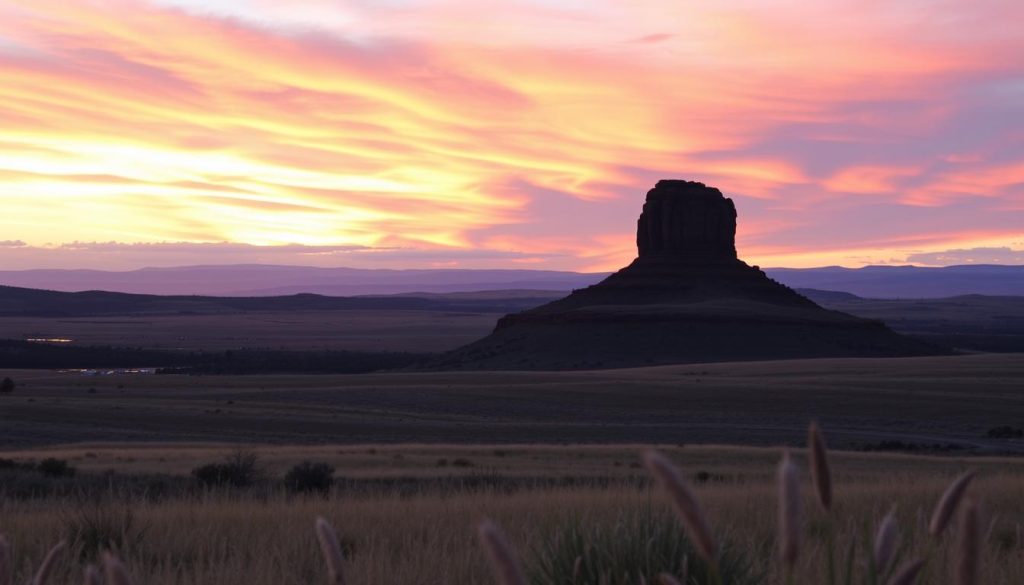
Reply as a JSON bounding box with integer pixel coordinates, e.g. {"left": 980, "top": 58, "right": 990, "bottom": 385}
{"left": 0, "top": 458, "right": 32, "bottom": 470}
{"left": 694, "top": 470, "right": 727, "bottom": 484}
{"left": 986, "top": 425, "right": 1023, "bottom": 439}
{"left": 192, "top": 450, "right": 261, "bottom": 488}
{"left": 37, "top": 458, "right": 76, "bottom": 478}
{"left": 0, "top": 377, "right": 13, "bottom": 394}
{"left": 284, "top": 461, "right": 335, "bottom": 494}
{"left": 64, "top": 504, "right": 146, "bottom": 561}
{"left": 527, "top": 510, "right": 760, "bottom": 585}
{"left": 451, "top": 458, "right": 474, "bottom": 468}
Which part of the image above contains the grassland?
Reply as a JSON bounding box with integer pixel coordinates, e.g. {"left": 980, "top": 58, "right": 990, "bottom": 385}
{"left": 0, "top": 443, "right": 1021, "bottom": 584}
{"left": 3, "top": 337, "right": 1023, "bottom": 582}
{"left": 2, "top": 353, "right": 1023, "bottom": 450}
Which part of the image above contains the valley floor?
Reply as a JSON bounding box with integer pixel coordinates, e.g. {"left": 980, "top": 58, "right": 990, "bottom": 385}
{"left": 2, "top": 353, "right": 1023, "bottom": 451}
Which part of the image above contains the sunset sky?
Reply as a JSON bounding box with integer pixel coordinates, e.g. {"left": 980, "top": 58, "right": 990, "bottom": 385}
{"left": 0, "top": 0, "right": 1021, "bottom": 271}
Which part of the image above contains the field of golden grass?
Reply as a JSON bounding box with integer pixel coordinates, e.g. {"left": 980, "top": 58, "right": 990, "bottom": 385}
{"left": 3, "top": 354, "right": 1023, "bottom": 582}
{"left": 1, "top": 442, "right": 1022, "bottom": 584}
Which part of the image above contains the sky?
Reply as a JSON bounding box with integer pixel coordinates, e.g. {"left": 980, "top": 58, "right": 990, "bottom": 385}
{"left": 0, "top": 0, "right": 1021, "bottom": 272}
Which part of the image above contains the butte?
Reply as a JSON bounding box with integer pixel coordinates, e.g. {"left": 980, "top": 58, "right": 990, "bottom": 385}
{"left": 433, "top": 180, "right": 943, "bottom": 370}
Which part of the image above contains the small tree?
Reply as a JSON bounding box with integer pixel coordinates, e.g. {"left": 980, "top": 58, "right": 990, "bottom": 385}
{"left": 192, "top": 450, "right": 262, "bottom": 488}
{"left": 0, "top": 377, "right": 14, "bottom": 394}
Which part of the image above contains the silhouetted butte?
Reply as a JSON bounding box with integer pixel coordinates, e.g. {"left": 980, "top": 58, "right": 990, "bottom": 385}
{"left": 433, "top": 180, "right": 943, "bottom": 370}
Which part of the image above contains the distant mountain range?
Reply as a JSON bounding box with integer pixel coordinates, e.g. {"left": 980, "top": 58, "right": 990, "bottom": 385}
{"left": 768, "top": 265, "right": 1024, "bottom": 298}
{"left": 0, "top": 265, "right": 604, "bottom": 297}
{"left": 0, "top": 263, "right": 1021, "bottom": 298}
{"left": 0, "top": 283, "right": 1021, "bottom": 353}
{"left": 0, "top": 284, "right": 559, "bottom": 317}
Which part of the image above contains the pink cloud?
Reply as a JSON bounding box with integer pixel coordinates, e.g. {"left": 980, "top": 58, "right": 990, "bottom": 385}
{"left": 0, "top": 0, "right": 1020, "bottom": 270}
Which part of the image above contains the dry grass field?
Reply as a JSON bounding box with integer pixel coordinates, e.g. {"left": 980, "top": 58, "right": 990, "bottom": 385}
{"left": 3, "top": 353, "right": 1023, "bottom": 582}
{"left": 0, "top": 443, "right": 1021, "bottom": 584}
{"left": 3, "top": 353, "right": 1023, "bottom": 450}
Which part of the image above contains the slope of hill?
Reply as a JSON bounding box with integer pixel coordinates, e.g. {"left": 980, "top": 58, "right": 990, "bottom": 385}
{"left": 0, "top": 285, "right": 561, "bottom": 317}
{"left": 0, "top": 266, "right": 606, "bottom": 297}
{"left": 801, "top": 289, "right": 1024, "bottom": 352}
{"left": 770, "top": 264, "right": 1024, "bottom": 298}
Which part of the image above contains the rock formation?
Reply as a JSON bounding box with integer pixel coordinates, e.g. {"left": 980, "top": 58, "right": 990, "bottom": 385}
{"left": 432, "top": 180, "right": 944, "bottom": 370}
{"left": 636, "top": 180, "right": 737, "bottom": 261}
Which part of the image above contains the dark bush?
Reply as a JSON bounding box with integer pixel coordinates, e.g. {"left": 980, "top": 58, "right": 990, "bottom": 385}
{"left": 0, "top": 458, "right": 34, "bottom": 471}
{"left": 37, "top": 458, "right": 76, "bottom": 478}
{"left": 191, "top": 450, "right": 261, "bottom": 488}
{"left": 860, "top": 440, "right": 965, "bottom": 453}
{"left": 694, "top": 471, "right": 727, "bottom": 484}
{"left": 284, "top": 461, "right": 335, "bottom": 494}
{"left": 451, "top": 458, "right": 474, "bottom": 468}
{"left": 0, "top": 377, "right": 13, "bottom": 394}
{"left": 986, "top": 426, "right": 1024, "bottom": 439}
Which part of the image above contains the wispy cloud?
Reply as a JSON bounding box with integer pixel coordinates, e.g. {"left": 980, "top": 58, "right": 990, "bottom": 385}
{"left": 0, "top": 241, "right": 567, "bottom": 270}
{"left": 905, "top": 247, "right": 1024, "bottom": 266}
{"left": 0, "top": 0, "right": 1021, "bottom": 270}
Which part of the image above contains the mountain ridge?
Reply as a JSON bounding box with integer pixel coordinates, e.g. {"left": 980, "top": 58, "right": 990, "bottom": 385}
{"left": 0, "top": 263, "right": 1021, "bottom": 298}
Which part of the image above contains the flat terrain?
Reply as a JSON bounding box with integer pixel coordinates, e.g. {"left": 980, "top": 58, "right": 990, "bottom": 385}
{"left": 806, "top": 292, "right": 1024, "bottom": 351}
{"left": 0, "top": 310, "right": 498, "bottom": 352}
{"left": 2, "top": 291, "right": 1022, "bottom": 358}
{"left": 3, "top": 353, "right": 1023, "bottom": 450}
{"left": 0, "top": 441, "right": 1010, "bottom": 483}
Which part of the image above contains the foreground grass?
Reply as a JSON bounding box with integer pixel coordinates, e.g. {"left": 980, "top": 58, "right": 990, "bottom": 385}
{"left": 1, "top": 444, "right": 1022, "bottom": 583}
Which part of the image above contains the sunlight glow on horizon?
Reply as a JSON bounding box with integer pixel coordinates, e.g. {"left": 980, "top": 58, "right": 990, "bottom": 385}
{"left": 0, "top": 0, "right": 1021, "bottom": 271}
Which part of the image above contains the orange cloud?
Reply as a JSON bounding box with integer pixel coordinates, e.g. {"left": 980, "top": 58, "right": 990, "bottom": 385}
{"left": 0, "top": 0, "right": 1021, "bottom": 270}
{"left": 824, "top": 165, "right": 922, "bottom": 195}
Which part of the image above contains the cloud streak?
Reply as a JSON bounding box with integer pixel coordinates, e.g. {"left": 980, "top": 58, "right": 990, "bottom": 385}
{"left": 0, "top": 0, "right": 1021, "bottom": 270}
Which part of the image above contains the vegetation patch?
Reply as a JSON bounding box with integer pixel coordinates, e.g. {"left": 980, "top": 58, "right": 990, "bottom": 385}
{"left": 192, "top": 451, "right": 262, "bottom": 488}
{"left": 527, "top": 510, "right": 759, "bottom": 585}
{"left": 284, "top": 462, "right": 335, "bottom": 494}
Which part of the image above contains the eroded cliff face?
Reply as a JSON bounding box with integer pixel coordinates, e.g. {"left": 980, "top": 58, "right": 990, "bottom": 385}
{"left": 636, "top": 180, "right": 737, "bottom": 262}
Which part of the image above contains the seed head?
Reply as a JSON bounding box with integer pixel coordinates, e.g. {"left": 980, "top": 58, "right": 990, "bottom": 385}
{"left": 874, "top": 506, "right": 898, "bottom": 573}
{"left": 102, "top": 554, "right": 136, "bottom": 585}
{"left": 315, "top": 517, "right": 348, "bottom": 585}
{"left": 644, "top": 451, "right": 718, "bottom": 564}
{"left": 478, "top": 520, "right": 527, "bottom": 585}
{"left": 777, "top": 452, "right": 802, "bottom": 569}
{"left": 808, "top": 422, "right": 833, "bottom": 511}
{"left": 32, "top": 541, "right": 65, "bottom": 585}
{"left": 930, "top": 472, "right": 975, "bottom": 536}
{"left": 887, "top": 559, "right": 925, "bottom": 585}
